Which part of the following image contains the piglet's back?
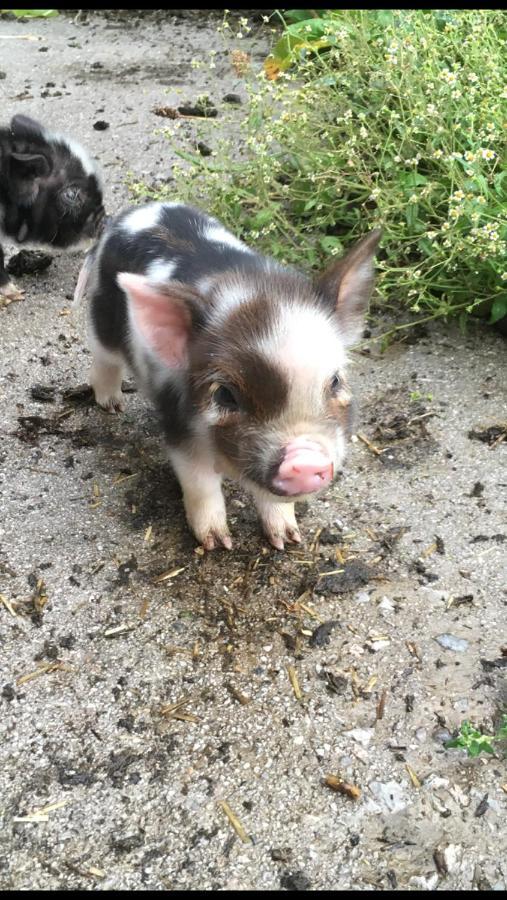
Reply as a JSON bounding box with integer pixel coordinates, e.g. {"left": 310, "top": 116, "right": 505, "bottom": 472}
{"left": 89, "top": 201, "right": 262, "bottom": 350}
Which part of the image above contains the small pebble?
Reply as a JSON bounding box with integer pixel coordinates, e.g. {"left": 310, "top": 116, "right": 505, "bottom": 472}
{"left": 435, "top": 633, "right": 469, "bottom": 652}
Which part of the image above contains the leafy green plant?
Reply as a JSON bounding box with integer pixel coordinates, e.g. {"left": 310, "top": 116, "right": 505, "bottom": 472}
{"left": 445, "top": 716, "right": 507, "bottom": 758}
{"left": 130, "top": 9, "right": 507, "bottom": 330}
{"left": 1, "top": 9, "right": 58, "bottom": 17}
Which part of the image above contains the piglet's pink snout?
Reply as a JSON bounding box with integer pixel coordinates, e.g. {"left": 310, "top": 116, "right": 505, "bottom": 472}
{"left": 273, "top": 440, "right": 334, "bottom": 496}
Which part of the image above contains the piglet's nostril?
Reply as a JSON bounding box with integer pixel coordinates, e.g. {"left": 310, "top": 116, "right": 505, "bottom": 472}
{"left": 273, "top": 441, "right": 334, "bottom": 496}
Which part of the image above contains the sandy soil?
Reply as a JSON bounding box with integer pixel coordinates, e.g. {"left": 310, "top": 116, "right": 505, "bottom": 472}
{"left": 0, "top": 10, "right": 506, "bottom": 891}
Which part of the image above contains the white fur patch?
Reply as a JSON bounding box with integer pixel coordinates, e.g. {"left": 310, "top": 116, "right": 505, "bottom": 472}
{"left": 146, "top": 259, "right": 177, "bottom": 283}
{"left": 122, "top": 204, "right": 163, "bottom": 234}
{"left": 213, "top": 277, "right": 256, "bottom": 319}
{"left": 44, "top": 127, "right": 102, "bottom": 185}
{"left": 251, "top": 304, "right": 349, "bottom": 447}
{"left": 262, "top": 304, "right": 347, "bottom": 382}
{"left": 203, "top": 224, "right": 253, "bottom": 253}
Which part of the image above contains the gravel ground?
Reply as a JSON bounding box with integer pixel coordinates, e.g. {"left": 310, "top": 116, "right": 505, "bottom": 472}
{"left": 0, "top": 10, "right": 506, "bottom": 892}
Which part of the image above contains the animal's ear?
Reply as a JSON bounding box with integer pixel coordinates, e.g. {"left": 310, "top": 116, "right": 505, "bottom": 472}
{"left": 118, "top": 272, "right": 203, "bottom": 368}
{"left": 10, "top": 114, "right": 45, "bottom": 140}
{"left": 10, "top": 152, "right": 52, "bottom": 179}
{"left": 317, "top": 229, "right": 382, "bottom": 347}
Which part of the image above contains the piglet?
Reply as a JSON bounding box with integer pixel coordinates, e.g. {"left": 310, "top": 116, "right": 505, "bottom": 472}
{"left": 76, "top": 201, "right": 380, "bottom": 550}
{"left": 0, "top": 113, "right": 105, "bottom": 304}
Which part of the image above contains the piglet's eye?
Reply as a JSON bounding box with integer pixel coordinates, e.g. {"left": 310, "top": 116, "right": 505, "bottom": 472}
{"left": 60, "top": 185, "right": 83, "bottom": 208}
{"left": 213, "top": 385, "right": 240, "bottom": 413}
{"left": 330, "top": 373, "right": 342, "bottom": 394}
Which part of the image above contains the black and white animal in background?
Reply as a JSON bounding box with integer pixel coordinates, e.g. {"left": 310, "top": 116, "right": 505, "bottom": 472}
{"left": 0, "top": 113, "right": 105, "bottom": 304}
{"left": 76, "top": 201, "right": 380, "bottom": 550}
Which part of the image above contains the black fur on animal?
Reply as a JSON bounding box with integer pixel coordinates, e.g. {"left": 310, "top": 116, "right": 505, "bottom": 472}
{"left": 0, "top": 114, "right": 105, "bottom": 295}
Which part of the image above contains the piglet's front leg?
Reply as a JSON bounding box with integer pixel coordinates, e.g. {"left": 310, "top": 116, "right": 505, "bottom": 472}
{"left": 0, "top": 245, "right": 25, "bottom": 307}
{"left": 168, "top": 444, "right": 232, "bottom": 550}
{"left": 250, "top": 486, "right": 302, "bottom": 551}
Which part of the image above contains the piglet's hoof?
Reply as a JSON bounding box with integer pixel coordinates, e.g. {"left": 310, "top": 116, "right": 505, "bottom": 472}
{"left": 0, "top": 282, "right": 25, "bottom": 307}
{"left": 201, "top": 529, "right": 233, "bottom": 551}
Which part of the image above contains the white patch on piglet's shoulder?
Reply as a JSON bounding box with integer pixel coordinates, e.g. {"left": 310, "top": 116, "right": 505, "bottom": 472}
{"left": 203, "top": 224, "right": 253, "bottom": 253}
{"left": 122, "top": 204, "right": 163, "bottom": 234}
{"left": 213, "top": 276, "right": 256, "bottom": 318}
{"left": 146, "top": 259, "right": 177, "bottom": 283}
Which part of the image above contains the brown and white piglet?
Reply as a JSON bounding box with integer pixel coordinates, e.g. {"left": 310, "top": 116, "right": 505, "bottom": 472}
{"left": 0, "top": 114, "right": 105, "bottom": 303}
{"left": 77, "top": 201, "right": 380, "bottom": 549}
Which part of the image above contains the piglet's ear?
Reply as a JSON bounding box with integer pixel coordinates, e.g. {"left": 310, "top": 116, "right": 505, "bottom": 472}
{"left": 317, "top": 229, "right": 381, "bottom": 347}
{"left": 10, "top": 152, "right": 52, "bottom": 179}
{"left": 11, "top": 113, "right": 44, "bottom": 135}
{"left": 118, "top": 272, "right": 201, "bottom": 369}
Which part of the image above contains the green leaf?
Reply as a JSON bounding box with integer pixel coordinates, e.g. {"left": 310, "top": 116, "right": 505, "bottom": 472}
{"left": 489, "top": 295, "right": 507, "bottom": 324}
{"left": 400, "top": 172, "right": 428, "bottom": 188}
{"left": 373, "top": 10, "right": 395, "bottom": 27}
{"left": 417, "top": 238, "right": 434, "bottom": 256}
{"left": 405, "top": 203, "right": 418, "bottom": 227}
{"left": 249, "top": 209, "right": 274, "bottom": 227}
{"left": 319, "top": 236, "right": 344, "bottom": 254}
{"left": 493, "top": 171, "right": 507, "bottom": 197}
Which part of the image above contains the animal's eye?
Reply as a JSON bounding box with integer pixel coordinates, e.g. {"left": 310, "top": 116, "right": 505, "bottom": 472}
{"left": 330, "top": 373, "right": 342, "bottom": 394}
{"left": 213, "top": 385, "right": 240, "bottom": 413}
{"left": 60, "top": 185, "right": 83, "bottom": 208}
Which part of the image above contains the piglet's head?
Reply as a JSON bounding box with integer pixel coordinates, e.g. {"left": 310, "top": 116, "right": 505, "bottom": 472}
{"left": 205, "top": 229, "right": 382, "bottom": 499}
{"left": 6, "top": 114, "right": 105, "bottom": 248}
{"left": 118, "top": 229, "right": 381, "bottom": 501}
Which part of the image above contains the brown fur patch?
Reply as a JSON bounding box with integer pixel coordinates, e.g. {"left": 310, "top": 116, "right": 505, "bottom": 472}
{"left": 191, "top": 291, "right": 290, "bottom": 421}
